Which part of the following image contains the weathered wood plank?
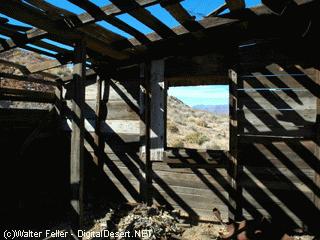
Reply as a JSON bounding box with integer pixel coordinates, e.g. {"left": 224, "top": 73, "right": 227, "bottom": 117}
{"left": 149, "top": 59, "right": 165, "bottom": 161}
{"left": 0, "top": 72, "right": 59, "bottom": 86}
{"left": 238, "top": 89, "right": 316, "bottom": 110}
{"left": 238, "top": 109, "right": 316, "bottom": 124}
{"left": 239, "top": 73, "right": 318, "bottom": 91}
{"left": 67, "top": 0, "right": 150, "bottom": 45}
{"left": 225, "top": 0, "right": 246, "bottom": 11}
{"left": 161, "top": 2, "right": 203, "bottom": 32}
{"left": 238, "top": 108, "right": 315, "bottom": 138}
{"left": 0, "top": 88, "right": 56, "bottom": 103}
{"left": 0, "top": 0, "right": 128, "bottom": 60}
{"left": 109, "top": 0, "right": 175, "bottom": 39}
{"left": 66, "top": 100, "right": 139, "bottom": 120}
{"left": 239, "top": 141, "right": 317, "bottom": 169}
{"left": 63, "top": 119, "right": 140, "bottom": 135}
{"left": 164, "top": 149, "right": 228, "bottom": 166}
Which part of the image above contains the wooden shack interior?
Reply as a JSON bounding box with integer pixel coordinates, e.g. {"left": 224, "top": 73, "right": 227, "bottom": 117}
{"left": 0, "top": 0, "right": 319, "bottom": 234}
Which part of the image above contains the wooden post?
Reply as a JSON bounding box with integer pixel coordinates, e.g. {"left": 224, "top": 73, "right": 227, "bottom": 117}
{"left": 139, "top": 59, "right": 165, "bottom": 205}
{"left": 150, "top": 59, "right": 165, "bottom": 161}
{"left": 94, "top": 75, "right": 102, "bottom": 166}
{"left": 228, "top": 69, "right": 243, "bottom": 221}
{"left": 70, "top": 39, "right": 86, "bottom": 228}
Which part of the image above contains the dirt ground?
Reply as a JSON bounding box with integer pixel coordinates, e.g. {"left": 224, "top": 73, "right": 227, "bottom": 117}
{"left": 181, "top": 223, "right": 315, "bottom": 240}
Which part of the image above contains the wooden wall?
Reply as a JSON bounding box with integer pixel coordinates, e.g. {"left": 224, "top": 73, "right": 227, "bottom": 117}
{"left": 237, "top": 41, "right": 320, "bottom": 232}
{"left": 63, "top": 75, "right": 231, "bottom": 222}
{"left": 61, "top": 40, "right": 319, "bottom": 231}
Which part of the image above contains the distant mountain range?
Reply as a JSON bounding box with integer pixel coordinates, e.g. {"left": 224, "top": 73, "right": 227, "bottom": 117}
{"left": 192, "top": 104, "right": 229, "bottom": 115}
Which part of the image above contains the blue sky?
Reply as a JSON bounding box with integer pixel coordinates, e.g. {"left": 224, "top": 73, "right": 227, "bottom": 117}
{"left": 168, "top": 85, "right": 229, "bottom": 106}
{"left": 0, "top": 0, "right": 261, "bottom": 106}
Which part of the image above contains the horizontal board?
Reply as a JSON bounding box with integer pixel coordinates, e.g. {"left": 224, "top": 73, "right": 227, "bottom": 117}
{"left": 152, "top": 184, "right": 228, "bottom": 212}
{"left": 106, "top": 101, "right": 140, "bottom": 120}
{"left": 238, "top": 108, "right": 316, "bottom": 136}
{"left": 239, "top": 125, "right": 314, "bottom": 138}
{"left": 91, "top": 157, "right": 315, "bottom": 185}
{"left": 238, "top": 109, "right": 316, "bottom": 125}
{"left": 66, "top": 99, "right": 140, "bottom": 120}
{"left": 239, "top": 141, "right": 316, "bottom": 169}
{"left": 238, "top": 89, "right": 316, "bottom": 110}
{"left": 100, "top": 176, "right": 229, "bottom": 221}
{"left": 84, "top": 80, "right": 139, "bottom": 104}
{"left": 65, "top": 80, "right": 139, "bottom": 107}
{"left": 84, "top": 133, "right": 140, "bottom": 153}
{"left": 62, "top": 119, "right": 140, "bottom": 134}
{"left": 165, "top": 149, "right": 228, "bottom": 165}
{"left": 239, "top": 74, "right": 318, "bottom": 93}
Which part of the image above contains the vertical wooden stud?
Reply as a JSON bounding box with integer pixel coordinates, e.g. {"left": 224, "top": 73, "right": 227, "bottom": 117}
{"left": 228, "top": 69, "right": 243, "bottom": 221}
{"left": 70, "top": 39, "right": 86, "bottom": 228}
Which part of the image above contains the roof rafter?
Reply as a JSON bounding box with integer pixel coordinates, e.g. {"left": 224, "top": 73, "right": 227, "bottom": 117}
{"left": 109, "top": 0, "right": 176, "bottom": 38}
{"left": 67, "top": 0, "right": 150, "bottom": 45}
{"left": 0, "top": 0, "right": 129, "bottom": 60}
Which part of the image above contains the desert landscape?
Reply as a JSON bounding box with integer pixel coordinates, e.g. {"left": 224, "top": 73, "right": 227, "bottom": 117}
{"left": 166, "top": 95, "right": 229, "bottom": 150}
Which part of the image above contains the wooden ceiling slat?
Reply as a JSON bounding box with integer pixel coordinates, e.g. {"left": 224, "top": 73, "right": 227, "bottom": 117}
{"left": 122, "top": 0, "right": 318, "bottom": 65}
{"left": 109, "top": 0, "right": 176, "bottom": 39}
{"left": 0, "top": 72, "right": 59, "bottom": 86}
{"left": 160, "top": 2, "right": 203, "bottom": 32}
{"left": 0, "top": 0, "right": 128, "bottom": 60}
{"left": 24, "top": 0, "right": 130, "bottom": 44}
{"left": 0, "top": 58, "right": 60, "bottom": 80}
{"left": 225, "top": 0, "right": 246, "bottom": 11}
{"left": 207, "top": 3, "right": 228, "bottom": 17}
{"left": 0, "top": 23, "right": 32, "bottom": 32}
{"left": 0, "top": 25, "right": 71, "bottom": 60}
{"left": 67, "top": 0, "right": 150, "bottom": 45}
{"left": 32, "top": 40, "right": 71, "bottom": 54}
{"left": 23, "top": 45, "right": 58, "bottom": 58}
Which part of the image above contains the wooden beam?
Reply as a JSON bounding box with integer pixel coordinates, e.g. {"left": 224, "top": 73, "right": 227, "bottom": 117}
{"left": 225, "top": 0, "right": 246, "bottom": 11}
{"left": 0, "top": 0, "right": 128, "bottom": 60}
{"left": 70, "top": 39, "right": 86, "bottom": 228}
{"left": 67, "top": 0, "right": 150, "bottom": 45}
{"left": 93, "top": 73, "right": 108, "bottom": 169}
{"left": 140, "top": 62, "right": 151, "bottom": 204}
{"left": 161, "top": 2, "right": 203, "bottom": 32}
{"left": 22, "top": 0, "right": 171, "bottom": 47}
{"left": 149, "top": 59, "right": 165, "bottom": 162}
{"left": 109, "top": 0, "right": 176, "bottom": 38}
{"left": 0, "top": 72, "right": 59, "bottom": 86}
{"left": 123, "top": 0, "right": 317, "bottom": 65}
{"left": 0, "top": 87, "right": 56, "bottom": 103}
{"left": 0, "top": 59, "right": 30, "bottom": 75}
{"left": 139, "top": 60, "right": 165, "bottom": 204}
{"left": 228, "top": 69, "right": 243, "bottom": 220}
{"left": 207, "top": 3, "right": 228, "bottom": 17}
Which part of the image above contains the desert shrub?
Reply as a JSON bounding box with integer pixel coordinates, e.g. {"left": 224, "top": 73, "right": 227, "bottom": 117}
{"left": 171, "top": 139, "right": 184, "bottom": 148}
{"left": 187, "top": 116, "right": 197, "bottom": 123}
{"left": 204, "top": 142, "right": 221, "bottom": 150}
{"left": 168, "top": 123, "right": 179, "bottom": 133}
{"left": 185, "top": 132, "right": 209, "bottom": 145}
{"left": 196, "top": 119, "right": 208, "bottom": 128}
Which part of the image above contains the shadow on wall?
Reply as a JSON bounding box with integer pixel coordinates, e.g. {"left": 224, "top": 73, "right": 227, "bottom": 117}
{"left": 63, "top": 37, "right": 320, "bottom": 234}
